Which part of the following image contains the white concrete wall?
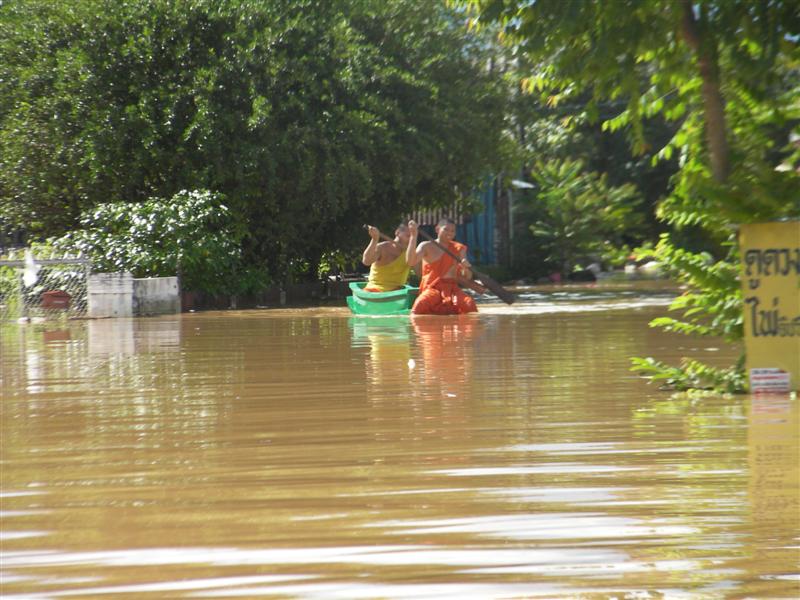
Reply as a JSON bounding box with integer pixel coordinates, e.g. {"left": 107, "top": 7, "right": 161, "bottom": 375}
{"left": 88, "top": 273, "right": 180, "bottom": 318}
{"left": 88, "top": 272, "right": 133, "bottom": 318}
{"left": 132, "top": 277, "right": 180, "bottom": 316}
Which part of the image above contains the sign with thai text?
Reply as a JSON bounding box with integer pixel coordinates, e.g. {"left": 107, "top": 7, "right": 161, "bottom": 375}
{"left": 740, "top": 221, "right": 800, "bottom": 392}
{"left": 749, "top": 368, "right": 791, "bottom": 393}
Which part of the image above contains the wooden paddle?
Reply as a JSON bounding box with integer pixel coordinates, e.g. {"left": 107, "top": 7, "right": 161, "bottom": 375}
{"left": 364, "top": 224, "right": 515, "bottom": 305}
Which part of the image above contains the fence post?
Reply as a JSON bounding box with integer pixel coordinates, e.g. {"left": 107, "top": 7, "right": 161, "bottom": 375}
{"left": 19, "top": 268, "right": 28, "bottom": 321}
{"left": 21, "top": 250, "right": 34, "bottom": 321}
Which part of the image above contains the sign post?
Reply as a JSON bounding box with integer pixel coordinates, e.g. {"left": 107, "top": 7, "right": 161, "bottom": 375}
{"left": 740, "top": 221, "right": 800, "bottom": 393}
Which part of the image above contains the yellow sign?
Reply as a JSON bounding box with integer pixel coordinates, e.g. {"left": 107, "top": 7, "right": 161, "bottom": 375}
{"left": 740, "top": 221, "right": 800, "bottom": 392}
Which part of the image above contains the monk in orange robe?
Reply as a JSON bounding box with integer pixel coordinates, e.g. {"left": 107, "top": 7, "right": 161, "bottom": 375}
{"left": 405, "top": 218, "right": 479, "bottom": 315}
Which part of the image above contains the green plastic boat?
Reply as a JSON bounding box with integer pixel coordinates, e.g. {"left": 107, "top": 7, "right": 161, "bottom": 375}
{"left": 346, "top": 282, "right": 418, "bottom": 315}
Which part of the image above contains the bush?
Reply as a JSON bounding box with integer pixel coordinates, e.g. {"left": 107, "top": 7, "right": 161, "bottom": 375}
{"left": 52, "top": 190, "right": 267, "bottom": 295}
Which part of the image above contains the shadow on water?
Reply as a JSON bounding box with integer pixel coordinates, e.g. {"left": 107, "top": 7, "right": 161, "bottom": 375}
{"left": 1, "top": 287, "right": 798, "bottom": 599}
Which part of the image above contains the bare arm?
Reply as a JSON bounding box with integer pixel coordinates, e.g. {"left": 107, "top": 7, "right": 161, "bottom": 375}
{"left": 405, "top": 220, "right": 422, "bottom": 266}
{"left": 362, "top": 226, "right": 381, "bottom": 266}
{"left": 408, "top": 241, "right": 430, "bottom": 268}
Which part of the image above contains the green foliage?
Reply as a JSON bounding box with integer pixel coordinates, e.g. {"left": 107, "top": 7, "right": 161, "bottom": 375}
{"left": 638, "top": 63, "right": 799, "bottom": 391}
{"left": 317, "top": 249, "right": 362, "bottom": 280}
{"left": 0, "top": 265, "right": 20, "bottom": 313}
{"left": 496, "top": 44, "right": 679, "bottom": 280}
{"left": 601, "top": 242, "right": 641, "bottom": 270}
{"left": 521, "top": 159, "right": 642, "bottom": 275}
{"left": 51, "top": 190, "right": 263, "bottom": 295}
{"left": 469, "top": 0, "right": 800, "bottom": 392}
{"left": 0, "top": 0, "right": 508, "bottom": 281}
{"left": 469, "top": 0, "right": 799, "bottom": 153}
{"left": 648, "top": 234, "right": 742, "bottom": 341}
{"left": 630, "top": 356, "right": 746, "bottom": 395}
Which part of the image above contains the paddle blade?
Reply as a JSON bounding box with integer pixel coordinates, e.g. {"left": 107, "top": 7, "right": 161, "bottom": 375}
{"left": 473, "top": 270, "right": 515, "bottom": 304}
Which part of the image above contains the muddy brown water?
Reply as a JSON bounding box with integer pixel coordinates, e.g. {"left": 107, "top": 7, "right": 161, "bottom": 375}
{"left": 1, "top": 286, "right": 798, "bottom": 598}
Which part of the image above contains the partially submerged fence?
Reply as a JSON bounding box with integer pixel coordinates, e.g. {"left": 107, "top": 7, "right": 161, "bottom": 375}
{"left": 0, "top": 250, "right": 91, "bottom": 321}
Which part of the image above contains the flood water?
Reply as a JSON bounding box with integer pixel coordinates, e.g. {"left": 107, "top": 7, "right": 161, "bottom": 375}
{"left": 2, "top": 286, "right": 798, "bottom": 599}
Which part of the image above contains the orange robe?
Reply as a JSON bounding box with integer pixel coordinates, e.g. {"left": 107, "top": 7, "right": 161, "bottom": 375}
{"left": 411, "top": 241, "right": 478, "bottom": 315}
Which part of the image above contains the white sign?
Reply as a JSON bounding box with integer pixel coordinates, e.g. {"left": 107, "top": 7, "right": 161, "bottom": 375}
{"left": 749, "top": 368, "right": 792, "bottom": 394}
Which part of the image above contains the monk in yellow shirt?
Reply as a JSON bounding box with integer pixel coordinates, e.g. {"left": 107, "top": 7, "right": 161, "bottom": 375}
{"left": 362, "top": 224, "right": 413, "bottom": 292}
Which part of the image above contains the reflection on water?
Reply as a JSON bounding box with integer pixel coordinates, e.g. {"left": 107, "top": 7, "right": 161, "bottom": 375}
{"left": 87, "top": 318, "right": 181, "bottom": 355}
{"left": 411, "top": 316, "right": 482, "bottom": 401}
{"left": 350, "top": 316, "right": 413, "bottom": 390}
{"left": 1, "top": 297, "right": 798, "bottom": 599}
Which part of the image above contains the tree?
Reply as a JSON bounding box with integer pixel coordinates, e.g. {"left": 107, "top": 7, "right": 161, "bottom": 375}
{"left": 468, "top": 0, "right": 800, "bottom": 391}
{"left": 501, "top": 62, "right": 679, "bottom": 277}
{"left": 469, "top": 0, "right": 798, "bottom": 180}
{"left": 0, "top": 0, "right": 508, "bottom": 281}
{"left": 522, "top": 158, "right": 642, "bottom": 276}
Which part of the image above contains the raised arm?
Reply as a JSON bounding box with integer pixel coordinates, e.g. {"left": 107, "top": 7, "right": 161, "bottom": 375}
{"left": 362, "top": 226, "right": 381, "bottom": 266}
{"left": 405, "top": 220, "right": 422, "bottom": 266}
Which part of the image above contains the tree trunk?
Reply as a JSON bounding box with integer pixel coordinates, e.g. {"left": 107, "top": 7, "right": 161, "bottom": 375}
{"left": 680, "top": 0, "right": 729, "bottom": 182}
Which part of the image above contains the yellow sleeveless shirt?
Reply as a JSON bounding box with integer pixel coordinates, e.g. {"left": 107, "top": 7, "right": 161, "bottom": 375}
{"left": 366, "top": 252, "right": 411, "bottom": 292}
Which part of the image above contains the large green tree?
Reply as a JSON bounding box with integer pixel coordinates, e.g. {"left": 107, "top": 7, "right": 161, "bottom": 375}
{"left": 0, "top": 0, "right": 506, "bottom": 280}
{"left": 470, "top": 0, "right": 798, "bottom": 179}
{"left": 469, "top": 0, "right": 800, "bottom": 390}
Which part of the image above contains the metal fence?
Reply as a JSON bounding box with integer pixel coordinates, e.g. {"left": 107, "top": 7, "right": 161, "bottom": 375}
{"left": 0, "top": 250, "right": 91, "bottom": 321}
